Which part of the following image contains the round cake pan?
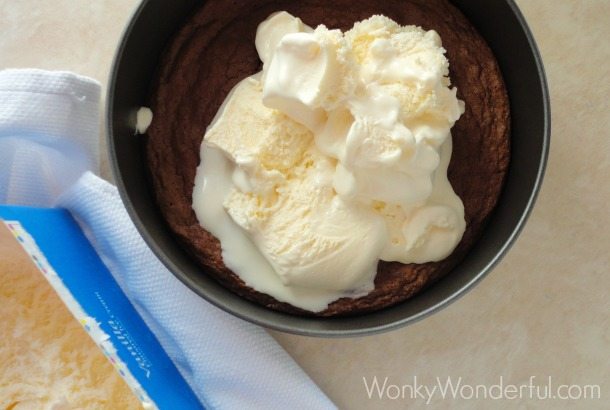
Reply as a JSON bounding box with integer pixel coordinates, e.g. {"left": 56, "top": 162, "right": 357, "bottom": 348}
{"left": 107, "top": 0, "right": 550, "bottom": 337}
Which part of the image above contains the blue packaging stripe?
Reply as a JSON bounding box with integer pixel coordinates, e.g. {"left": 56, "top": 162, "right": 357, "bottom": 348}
{"left": 0, "top": 206, "right": 203, "bottom": 410}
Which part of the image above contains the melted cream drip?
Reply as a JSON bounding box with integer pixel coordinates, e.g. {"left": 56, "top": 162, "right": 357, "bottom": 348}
{"left": 192, "top": 13, "right": 466, "bottom": 312}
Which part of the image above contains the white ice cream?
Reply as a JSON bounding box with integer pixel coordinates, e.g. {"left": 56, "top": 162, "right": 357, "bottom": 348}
{"left": 135, "top": 107, "right": 153, "bottom": 134}
{"left": 192, "top": 12, "right": 466, "bottom": 311}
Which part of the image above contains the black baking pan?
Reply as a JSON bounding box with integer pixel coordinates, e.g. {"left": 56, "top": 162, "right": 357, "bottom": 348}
{"left": 107, "top": 0, "right": 550, "bottom": 337}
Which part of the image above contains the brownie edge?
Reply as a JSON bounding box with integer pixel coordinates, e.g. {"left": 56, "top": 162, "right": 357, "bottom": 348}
{"left": 145, "top": 0, "right": 510, "bottom": 316}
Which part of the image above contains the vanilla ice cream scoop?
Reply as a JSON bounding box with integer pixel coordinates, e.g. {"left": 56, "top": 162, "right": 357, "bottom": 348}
{"left": 192, "top": 12, "right": 466, "bottom": 312}
{"left": 262, "top": 25, "right": 357, "bottom": 131}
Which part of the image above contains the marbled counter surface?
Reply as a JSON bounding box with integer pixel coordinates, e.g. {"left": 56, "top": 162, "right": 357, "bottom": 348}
{"left": 1, "top": 1, "right": 608, "bottom": 408}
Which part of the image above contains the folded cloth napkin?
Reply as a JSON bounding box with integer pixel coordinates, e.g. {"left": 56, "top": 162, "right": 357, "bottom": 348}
{"left": 0, "top": 69, "right": 335, "bottom": 410}
{"left": 0, "top": 69, "right": 100, "bottom": 206}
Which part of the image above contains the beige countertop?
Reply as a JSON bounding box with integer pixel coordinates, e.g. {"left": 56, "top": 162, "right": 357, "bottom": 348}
{"left": 1, "top": 1, "right": 608, "bottom": 408}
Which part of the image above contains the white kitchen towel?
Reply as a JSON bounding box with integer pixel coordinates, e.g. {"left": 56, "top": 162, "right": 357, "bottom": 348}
{"left": 0, "top": 68, "right": 335, "bottom": 410}
{"left": 0, "top": 69, "right": 100, "bottom": 206}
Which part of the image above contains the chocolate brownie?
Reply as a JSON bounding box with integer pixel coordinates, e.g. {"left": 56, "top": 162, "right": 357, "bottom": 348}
{"left": 145, "top": 0, "right": 510, "bottom": 316}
